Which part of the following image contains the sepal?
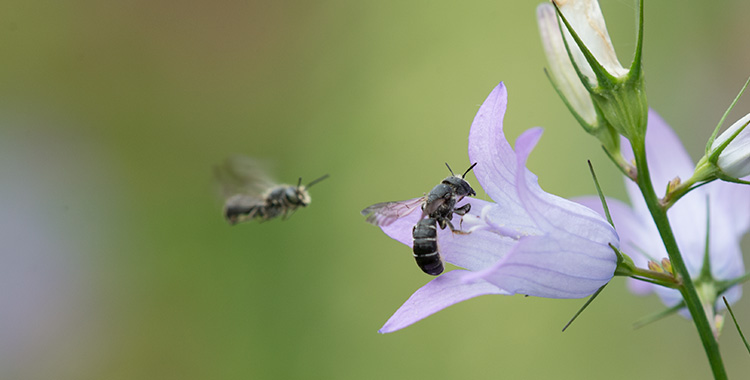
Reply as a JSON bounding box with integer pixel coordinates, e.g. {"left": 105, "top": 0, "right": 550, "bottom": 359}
{"left": 550, "top": 0, "right": 648, "bottom": 143}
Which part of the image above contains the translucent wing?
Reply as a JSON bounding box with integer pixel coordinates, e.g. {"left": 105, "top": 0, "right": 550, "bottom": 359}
{"left": 214, "top": 155, "right": 277, "bottom": 198}
{"left": 361, "top": 197, "right": 425, "bottom": 227}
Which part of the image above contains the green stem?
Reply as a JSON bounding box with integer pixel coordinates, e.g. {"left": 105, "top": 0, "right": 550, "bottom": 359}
{"left": 631, "top": 141, "right": 727, "bottom": 379}
{"left": 627, "top": 267, "right": 680, "bottom": 289}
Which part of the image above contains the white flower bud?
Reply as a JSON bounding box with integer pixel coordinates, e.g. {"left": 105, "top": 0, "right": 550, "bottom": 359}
{"left": 711, "top": 113, "right": 750, "bottom": 178}
{"left": 537, "top": 3, "right": 596, "bottom": 125}
{"left": 553, "top": 0, "right": 628, "bottom": 80}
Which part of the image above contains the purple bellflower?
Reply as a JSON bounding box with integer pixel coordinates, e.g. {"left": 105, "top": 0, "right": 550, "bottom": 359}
{"left": 376, "top": 83, "right": 619, "bottom": 333}
{"left": 577, "top": 110, "right": 749, "bottom": 312}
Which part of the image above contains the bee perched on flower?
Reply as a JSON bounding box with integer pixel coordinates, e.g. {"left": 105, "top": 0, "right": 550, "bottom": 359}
{"left": 366, "top": 82, "right": 620, "bottom": 333}
{"left": 362, "top": 162, "right": 478, "bottom": 276}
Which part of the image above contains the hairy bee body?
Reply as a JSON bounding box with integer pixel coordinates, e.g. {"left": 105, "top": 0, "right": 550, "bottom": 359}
{"left": 224, "top": 184, "right": 313, "bottom": 224}
{"left": 216, "top": 155, "right": 327, "bottom": 225}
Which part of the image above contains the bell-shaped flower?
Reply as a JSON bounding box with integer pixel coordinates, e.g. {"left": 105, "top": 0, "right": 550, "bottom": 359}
{"left": 539, "top": 0, "right": 648, "bottom": 143}
{"left": 577, "top": 110, "right": 749, "bottom": 313}
{"left": 373, "top": 82, "right": 619, "bottom": 333}
{"left": 710, "top": 113, "right": 750, "bottom": 179}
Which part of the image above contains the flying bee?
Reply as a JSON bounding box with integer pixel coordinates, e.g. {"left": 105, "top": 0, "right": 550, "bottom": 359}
{"left": 215, "top": 155, "right": 329, "bottom": 224}
{"left": 361, "top": 162, "right": 477, "bottom": 275}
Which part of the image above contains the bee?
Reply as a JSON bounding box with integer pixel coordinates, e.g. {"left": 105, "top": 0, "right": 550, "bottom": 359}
{"left": 361, "top": 162, "right": 477, "bottom": 275}
{"left": 215, "top": 155, "right": 329, "bottom": 224}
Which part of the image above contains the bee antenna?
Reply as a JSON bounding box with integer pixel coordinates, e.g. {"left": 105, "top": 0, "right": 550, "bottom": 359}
{"left": 305, "top": 174, "right": 330, "bottom": 188}
{"left": 297, "top": 177, "right": 303, "bottom": 188}
{"left": 462, "top": 162, "right": 478, "bottom": 178}
{"left": 445, "top": 162, "right": 455, "bottom": 176}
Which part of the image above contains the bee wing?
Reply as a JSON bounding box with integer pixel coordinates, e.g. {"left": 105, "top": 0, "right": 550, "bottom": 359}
{"left": 421, "top": 194, "right": 447, "bottom": 217}
{"left": 215, "top": 155, "right": 277, "bottom": 198}
{"left": 361, "top": 196, "right": 425, "bottom": 227}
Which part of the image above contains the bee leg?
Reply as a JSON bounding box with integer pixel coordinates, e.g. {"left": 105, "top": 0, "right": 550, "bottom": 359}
{"left": 225, "top": 205, "right": 261, "bottom": 225}
{"left": 452, "top": 204, "right": 472, "bottom": 230}
{"left": 446, "top": 219, "right": 471, "bottom": 235}
{"left": 453, "top": 203, "right": 471, "bottom": 216}
{"left": 437, "top": 217, "right": 448, "bottom": 230}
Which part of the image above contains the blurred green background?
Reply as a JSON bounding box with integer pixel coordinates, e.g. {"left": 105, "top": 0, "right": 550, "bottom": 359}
{"left": 2, "top": 1, "right": 749, "bottom": 379}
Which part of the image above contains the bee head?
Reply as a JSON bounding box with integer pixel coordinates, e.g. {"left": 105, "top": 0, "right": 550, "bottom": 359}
{"left": 283, "top": 178, "right": 310, "bottom": 206}
{"left": 279, "top": 174, "right": 328, "bottom": 207}
{"left": 443, "top": 162, "right": 477, "bottom": 197}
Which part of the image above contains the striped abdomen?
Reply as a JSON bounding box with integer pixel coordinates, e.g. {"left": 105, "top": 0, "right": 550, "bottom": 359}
{"left": 412, "top": 217, "right": 444, "bottom": 276}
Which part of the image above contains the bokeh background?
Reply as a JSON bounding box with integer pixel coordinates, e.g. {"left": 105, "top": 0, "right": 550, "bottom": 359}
{"left": 2, "top": 1, "right": 749, "bottom": 379}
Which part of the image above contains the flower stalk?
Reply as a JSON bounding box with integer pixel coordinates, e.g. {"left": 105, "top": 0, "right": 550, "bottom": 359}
{"left": 541, "top": 0, "right": 740, "bottom": 377}
{"left": 630, "top": 138, "right": 727, "bottom": 379}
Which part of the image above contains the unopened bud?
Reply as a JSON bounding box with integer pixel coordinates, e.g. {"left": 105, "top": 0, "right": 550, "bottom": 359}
{"left": 647, "top": 260, "right": 663, "bottom": 273}
{"left": 660, "top": 258, "right": 673, "bottom": 275}
{"left": 710, "top": 113, "right": 750, "bottom": 178}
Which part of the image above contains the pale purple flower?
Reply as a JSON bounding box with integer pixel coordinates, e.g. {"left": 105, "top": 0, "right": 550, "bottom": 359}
{"left": 376, "top": 83, "right": 619, "bottom": 333}
{"left": 578, "top": 110, "right": 749, "bottom": 310}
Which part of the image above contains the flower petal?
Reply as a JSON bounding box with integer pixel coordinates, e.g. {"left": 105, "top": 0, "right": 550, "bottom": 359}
{"left": 711, "top": 180, "right": 750, "bottom": 237}
{"left": 379, "top": 270, "right": 509, "bottom": 333}
{"left": 378, "top": 207, "right": 422, "bottom": 247}
{"left": 467, "top": 234, "right": 616, "bottom": 298}
{"left": 467, "top": 129, "right": 618, "bottom": 298}
{"left": 574, "top": 196, "right": 654, "bottom": 252}
{"left": 437, "top": 200, "right": 521, "bottom": 271}
{"left": 555, "top": 0, "right": 627, "bottom": 78}
{"left": 712, "top": 113, "right": 750, "bottom": 178}
{"left": 709, "top": 237, "right": 745, "bottom": 283}
{"left": 612, "top": 111, "right": 749, "bottom": 308}
{"left": 379, "top": 198, "right": 532, "bottom": 272}
{"left": 467, "top": 82, "right": 523, "bottom": 206}
{"left": 514, "top": 128, "right": 619, "bottom": 246}
{"left": 574, "top": 195, "right": 658, "bottom": 295}
{"left": 537, "top": 3, "right": 596, "bottom": 124}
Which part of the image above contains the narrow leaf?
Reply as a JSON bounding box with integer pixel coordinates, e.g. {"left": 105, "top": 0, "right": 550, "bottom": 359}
{"left": 587, "top": 160, "right": 615, "bottom": 227}
{"left": 628, "top": 0, "right": 645, "bottom": 81}
{"left": 705, "top": 76, "right": 750, "bottom": 153}
{"left": 722, "top": 296, "right": 750, "bottom": 355}
{"left": 633, "top": 302, "right": 685, "bottom": 329}
{"left": 562, "top": 284, "right": 607, "bottom": 332}
{"left": 552, "top": 2, "right": 616, "bottom": 90}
